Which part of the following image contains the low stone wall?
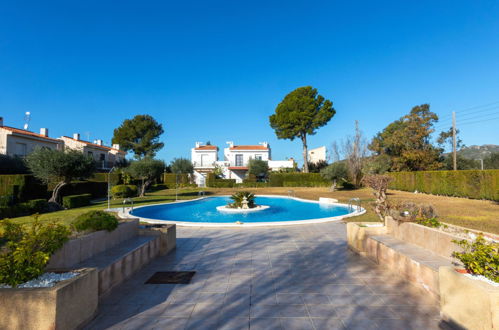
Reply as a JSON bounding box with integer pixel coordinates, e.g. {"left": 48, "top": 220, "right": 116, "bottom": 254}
{"left": 439, "top": 266, "right": 499, "bottom": 330}
{"left": 0, "top": 268, "right": 98, "bottom": 330}
{"left": 47, "top": 219, "right": 139, "bottom": 269}
{"left": 139, "top": 224, "right": 177, "bottom": 256}
{"left": 346, "top": 222, "right": 386, "bottom": 255}
{"left": 386, "top": 216, "right": 465, "bottom": 260}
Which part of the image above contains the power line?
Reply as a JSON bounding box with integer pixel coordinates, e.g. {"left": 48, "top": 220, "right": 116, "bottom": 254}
{"left": 438, "top": 101, "right": 499, "bottom": 121}
{"left": 456, "top": 116, "right": 499, "bottom": 127}
{"left": 438, "top": 106, "right": 499, "bottom": 124}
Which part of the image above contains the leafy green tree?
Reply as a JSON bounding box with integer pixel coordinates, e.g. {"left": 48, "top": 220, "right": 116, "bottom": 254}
{"left": 363, "top": 154, "right": 392, "bottom": 175}
{"left": 127, "top": 158, "right": 165, "bottom": 197}
{"left": 170, "top": 158, "right": 194, "bottom": 174}
{"left": 369, "top": 104, "right": 442, "bottom": 171}
{"left": 307, "top": 160, "right": 329, "bottom": 173}
{"left": 248, "top": 159, "right": 270, "bottom": 180}
{"left": 484, "top": 152, "right": 499, "bottom": 169}
{"left": 437, "top": 127, "right": 464, "bottom": 151}
{"left": 112, "top": 115, "right": 164, "bottom": 159}
{"left": 269, "top": 86, "right": 335, "bottom": 173}
{"left": 320, "top": 162, "right": 348, "bottom": 191}
{"left": 26, "top": 148, "right": 95, "bottom": 206}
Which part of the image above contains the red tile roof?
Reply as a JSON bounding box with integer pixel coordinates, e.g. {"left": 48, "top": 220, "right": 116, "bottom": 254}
{"left": 230, "top": 145, "right": 268, "bottom": 150}
{"left": 0, "top": 126, "right": 61, "bottom": 142}
{"left": 195, "top": 145, "right": 218, "bottom": 150}
{"left": 228, "top": 166, "right": 248, "bottom": 170}
{"left": 62, "top": 136, "right": 126, "bottom": 154}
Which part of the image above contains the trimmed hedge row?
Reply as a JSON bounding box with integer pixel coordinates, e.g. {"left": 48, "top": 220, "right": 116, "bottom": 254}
{"left": 163, "top": 173, "right": 190, "bottom": 187}
{"left": 58, "top": 181, "right": 108, "bottom": 198}
{"left": 90, "top": 172, "right": 121, "bottom": 185}
{"left": 0, "top": 175, "right": 47, "bottom": 202}
{"left": 268, "top": 173, "right": 330, "bottom": 187}
{"left": 0, "top": 199, "right": 49, "bottom": 220}
{"left": 206, "top": 173, "right": 236, "bottom": 188}
{"left": 62, "top": 194, "right": 92, "bottom": 209}
{"left": 387, "top": 170, "right": 499, "bottom": 201}
{"left": 111, "top": 184, "right": 138, "bottom": 198}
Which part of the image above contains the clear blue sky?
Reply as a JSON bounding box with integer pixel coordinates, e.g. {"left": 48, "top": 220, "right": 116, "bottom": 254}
{"left": 1, "top": 1, "right": 498, "bottom": 163}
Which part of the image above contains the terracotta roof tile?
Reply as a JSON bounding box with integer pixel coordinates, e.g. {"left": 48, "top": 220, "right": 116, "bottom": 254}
{"left": 62, "top": 136, "right": 126, "bottom": 154}
{"left": 0, "top": 126, "right": 61, "bottom": 142}
{"left": 230, "top": 145, "right": 268, "bottom": 150}
{"left": 195, "top": 145, "right": 218, "bottom": 150}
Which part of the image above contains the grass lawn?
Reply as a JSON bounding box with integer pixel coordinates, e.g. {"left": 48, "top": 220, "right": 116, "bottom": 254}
{"left": 5, "top": 186, "right": 499, "bottom": 234}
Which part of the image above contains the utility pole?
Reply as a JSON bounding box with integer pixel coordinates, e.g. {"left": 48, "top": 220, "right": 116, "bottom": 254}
{"left": 476, "top": 158, "right": 484, "bottom": 170}
{"left": 452, "top": 111, "right": 457, "bottom": 171}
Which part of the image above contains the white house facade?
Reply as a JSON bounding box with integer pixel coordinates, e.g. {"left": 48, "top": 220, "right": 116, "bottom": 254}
{"left": 192, "top": 141, "right": 294, "bottom": 185}
{"left": 308, "top": 146, "right": 327, "bottom": 164}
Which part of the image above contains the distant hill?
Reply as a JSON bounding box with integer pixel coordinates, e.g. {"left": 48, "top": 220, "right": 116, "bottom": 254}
{"left": 456, "top": 145, "right": 499, "bottom": 159}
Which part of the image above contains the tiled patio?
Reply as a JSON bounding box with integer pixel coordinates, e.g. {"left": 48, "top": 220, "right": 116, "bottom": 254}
{"left": 86, "top": 222, "right": 442, "bottom": 330}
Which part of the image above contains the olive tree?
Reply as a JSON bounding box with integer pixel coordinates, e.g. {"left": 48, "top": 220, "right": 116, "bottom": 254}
{"left": 26, "top": 148, "right": 96, "bottom": 207}
{"left": 248, "top": 159, "right": 269, "bottom": 180}
{"left": 127, "top": 158, "right": 165, "bottom": 197}
{"left": 320, "top": 162, "right": 348, "bottom": 191}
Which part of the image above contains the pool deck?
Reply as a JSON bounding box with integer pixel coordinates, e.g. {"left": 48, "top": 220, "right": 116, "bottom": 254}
{"left": 86, "top": 222, "right": 442, "bottom": 330}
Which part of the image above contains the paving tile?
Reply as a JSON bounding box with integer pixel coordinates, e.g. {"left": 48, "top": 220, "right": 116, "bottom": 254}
{"left": 301, "top": 293, "right": 331, "bottom": 305}
{"left": 152, "top": 317, "right": 189, "bottom": 330}
{"left": 311, "top": 317, "right": 346, "bottom": 330}
{"left": 278, "top": 304, "right": 309, "bottom": 317}
{"left": 307, "top": 304, "right": 338, "bottom": 318}
{"left": 249, "top": 317, "right": 283, "bottom": 330}
{"left": 279, "top": 317, "right": 314, "bottom": 329}
{"left": 161, "top": 303, "right": 195, "bottom": 317}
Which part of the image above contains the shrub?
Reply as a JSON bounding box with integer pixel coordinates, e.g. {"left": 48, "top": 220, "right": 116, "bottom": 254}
{"left": 417, "top": 217, "right": 444, "bottom": 228}
{"left": 149, "top": 183, "right": 167, "bottom": 191}
{"left": 73, "top": 210, "right": 119, "bottom": 232}
{"left": 62, "top": 193, "right": 91, "bottom": 209}
{"left": 0, "top": 174, "right": 47, "bottom": 203}
{"left": 111, "top": 184, "right": 138, "bottom": 198}
{"left": 163, "top": 173, "right": 190, "bottom": 187}
{"left": 452, "top": 235, "right": 499, "bottom": 283}
{"left": 25, "top": 199, "right": 49, "bottom": 213}
{"left": 268, "top": 173, "right": 329, "bottom": 187}
{"left": 387, "top": 169, "right": 499, "bottom": 201}
{"left": 228, "top": 191, "right": 256, "bottom": 208}
{"left": 0, "top": 218, "right": 71, "bottom": 287}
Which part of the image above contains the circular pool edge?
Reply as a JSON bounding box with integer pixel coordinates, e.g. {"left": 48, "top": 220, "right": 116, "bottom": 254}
{"left": 119, "top": 195, "right": 366, "bottom": 227}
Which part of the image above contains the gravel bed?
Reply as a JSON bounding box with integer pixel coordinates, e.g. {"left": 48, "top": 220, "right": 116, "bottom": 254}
{"left": 0, "top": 272, "right": 79, "bottom": 289}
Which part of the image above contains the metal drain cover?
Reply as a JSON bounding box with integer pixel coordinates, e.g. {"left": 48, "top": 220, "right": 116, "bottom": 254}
{"left": 145, "top": 271, "right": 196, "bottom": 284}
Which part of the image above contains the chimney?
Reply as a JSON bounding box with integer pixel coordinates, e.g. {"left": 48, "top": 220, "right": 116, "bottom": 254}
{"left": 0, "top": 117, "right": 3, "bottom": 126}
{"left": 226, "top": 141, "right": 234, "bottom": 148}
{"left": 260, "top": 142, "right": 268, "bottom": 148}
{"left": 73, "top": 133, "right": 80, "bottom": 140}
{"left": 195, "top": 142, "right": 201, "bottom": 148}
{"left": 112, "top": 144, "right": 120, "bottom": 150}
{"left": 40, "top": 128, "right": 48, "bottom": 137}
{"left": 96, "top": 139, "right": 103, "bottom": 146}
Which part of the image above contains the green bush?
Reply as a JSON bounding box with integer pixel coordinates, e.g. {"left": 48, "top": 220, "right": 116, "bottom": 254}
{"left": 269, "top": 173, "right": 330, "bottom": 187}
{"left": 57, "top": 181, "right": 108, "bottom": 198}
{"left": 163, "top": 173, "right": 190, "bottom": 187}
{"left": 0, "top": 218, "right": 71, "bottom": 287}
{"left": 62, "top": 194, "right": 92, "bottom": 209}
{"left": 90, "top": 172, "right": 121, "bottom": 185}
{"left": 149, "top": 183, "right": 167, "bottom": 191}
{"left": 0, "top": 199, "right": 49, "bottom": 220}
{"left": 387, "top": 170, "right": 499, "bottom": 201}
{"left": 25, "top": 199, "right": 49, "bottom": 213}
{"left": 111, "top": 184, "right": 138, "bottom": 198}
{"left": 452, "top": 235, "right": 499, "bottom": 283}
{"left": 73, "top": 210, "right": 119, "bottom": 232}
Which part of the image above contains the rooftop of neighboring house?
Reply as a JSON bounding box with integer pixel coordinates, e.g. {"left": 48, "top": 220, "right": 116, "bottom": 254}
{"left": 227, "top": 141, "right": 269, "bottom": 151}
{"left": 61, "top": 135, "right": 125, "bottom": 154}
{"left": 0, "top": 118, "right": 61, "bottom": 143}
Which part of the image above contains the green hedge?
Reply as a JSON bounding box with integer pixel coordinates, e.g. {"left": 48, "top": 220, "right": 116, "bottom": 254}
{"left": 387, "top": 170, "right": 499, "bottom": 201}
{"left": 90, "top": 172, "right": 121, "bottom": 185}
{"left": 0, "top": 199, "right": 49, "bottom": 220}
{"left": 268, "top": 173, "right": 330, "bottom": 187}
{"left": 57, "top": 181, "right": 108, "bottom": 198}
{"left": 206, "top": 173, "right": 236, "bottom": 187}
{"left": 62, "top": 194, "right": 92, "bottom": 209}
{"left": 111, "top": 184, "right": 138, "bottom": 198}
{"left": 0, "top": 175, "right": 47, "bottom": 202}
{"left": 163, "top": 173, "right": 190, "bottom": 188}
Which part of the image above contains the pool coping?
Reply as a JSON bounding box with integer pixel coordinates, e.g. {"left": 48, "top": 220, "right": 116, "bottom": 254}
{"left": 119, "top": 195, "right": 366, "bottom": 227}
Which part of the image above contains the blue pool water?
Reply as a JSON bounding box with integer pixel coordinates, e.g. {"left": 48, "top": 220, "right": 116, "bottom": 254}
{"left": 130, "top": 196, "right": 353, "bottom": 224}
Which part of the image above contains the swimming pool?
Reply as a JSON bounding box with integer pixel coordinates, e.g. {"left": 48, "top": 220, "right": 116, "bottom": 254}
{"left": 126, "top": 195, "right": 365, "bottom": 226}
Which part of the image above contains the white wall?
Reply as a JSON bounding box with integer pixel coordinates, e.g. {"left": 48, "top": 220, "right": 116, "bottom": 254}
{"left": 191, "top": 149, "right": 218, "bottom": 168}
{"left": 308, "top": 146, "right": 327, "bottom": 163}
{"left": 223, "top": 149, "right": 269, "bottom": 166}
{"left": 0, "top": 130, "right": 61, "bottom": 157}
{"left": 268, "top": 160, "right": 294, "bottom": 171}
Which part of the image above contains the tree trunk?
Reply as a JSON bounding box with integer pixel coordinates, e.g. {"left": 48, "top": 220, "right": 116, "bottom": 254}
{"left": 301, "top": 134, "right": 309, "bottom": 173}
{"left": 140, "top": 179, "right": 152, "bottom": 197}
{"left": 330, "top": 179, "right": 337, "bottom": 192}
{"left": 49, "top": 181, "right": 67, "bottom": 208}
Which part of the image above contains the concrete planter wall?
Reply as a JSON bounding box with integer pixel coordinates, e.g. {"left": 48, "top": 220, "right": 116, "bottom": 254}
{"left": 0, "top": 268, "right": 98, "bottom": 330}
{"left": 139, "top": 224, "right": 177, "bottom": 256}
{"left": 439, "top": 266, "right": 499, "bottom": 330}
{"left": 346, "top": 222, "right": 387, "bottom": 255}
{"left": 47, "top": 219, "right": 139, "bottom": 269}
{"left": 385, "top": 216, "right": 465, "bottom": 259}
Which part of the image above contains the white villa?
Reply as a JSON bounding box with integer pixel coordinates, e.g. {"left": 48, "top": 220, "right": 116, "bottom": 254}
{"left": 0, "top": 117, "right": 125, "bottom": 169}
{"left": 191, "top": 141, "right": 294, "bottom": 185}
{"left": 308, "top": 146, "right": 327, "bottom": 164}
